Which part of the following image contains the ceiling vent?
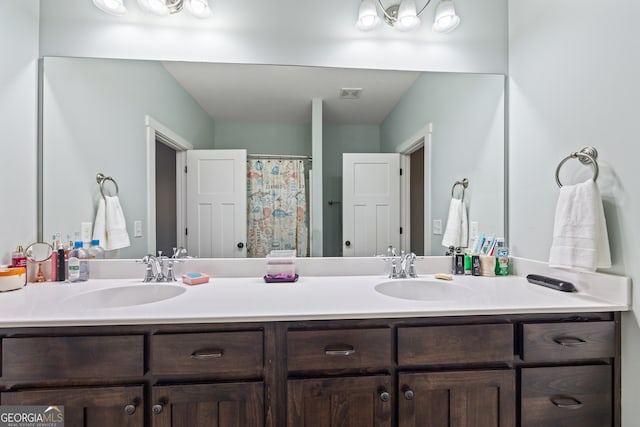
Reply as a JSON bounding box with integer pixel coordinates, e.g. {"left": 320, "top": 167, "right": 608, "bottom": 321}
{"left": 340, "top": 88, "right": 363, "bottom": 99}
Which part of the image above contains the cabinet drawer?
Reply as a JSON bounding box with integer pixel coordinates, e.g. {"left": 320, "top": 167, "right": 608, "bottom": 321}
{"left": 521, "top": 365, "right": 612, "bottom": 427}
{"left": 287, "top": 328, "right": 391, "bottom": 372}
{"left": 521, "top": 321, "right": 615, "bottom": 362}
{"left": 150, "top": 331, "right": 263, "bottom": 376}
{"left": 398, "top": 324, "right": 513, "bottom": 366}
{"left": 2, "top": 335, "right": 143, "bottom": 381}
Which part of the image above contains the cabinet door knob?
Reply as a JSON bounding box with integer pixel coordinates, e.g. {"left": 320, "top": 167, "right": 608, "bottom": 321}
{"left": 403, "top": 388, "right": 414, "bottom": 400}
{"left": 237, "top": 242, "right": 244, "bottom": 249}
{"left": 379, "top": 391, "right": 390, "bottom": 402}
{"left": 550, "top": 395, "right": 583, "bottom": 409}
{"left": 124, "top": 403, "right": 137, "bottom": 415}
{"left": 345, "top": 241, "right": 351, "bottom": 247}
{"left": 152, "top": 403, "right": 164, "bottom": 415}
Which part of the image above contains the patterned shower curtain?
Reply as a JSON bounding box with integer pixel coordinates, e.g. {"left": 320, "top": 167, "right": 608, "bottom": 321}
{"left": 247, "top": 159, "right": 308, "bottom": 257}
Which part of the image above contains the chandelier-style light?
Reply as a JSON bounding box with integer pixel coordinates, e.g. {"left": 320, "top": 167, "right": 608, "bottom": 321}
{"left": 356, "top": 0, "right": 460, "bottom": 33}
{"left": 92, "top": 0, "right": 212, "bottom": 18}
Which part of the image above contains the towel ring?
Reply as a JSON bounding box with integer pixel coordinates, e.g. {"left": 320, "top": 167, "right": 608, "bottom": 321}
{"left": 451, "top": 178, "right": 469, "bottom": 200}
{"left": 555, "top": 147, "right": 599, "bottom": 188}
{"left": 96, "top": 173, "right": 119, "bottom": 198}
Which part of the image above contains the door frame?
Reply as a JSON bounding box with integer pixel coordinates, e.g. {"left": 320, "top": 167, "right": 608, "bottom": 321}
{"left": 397, "top": 123, "right": 432, "bottom": 255}
{"left": 145, "top": 115, "right": 193, "bottom": 256}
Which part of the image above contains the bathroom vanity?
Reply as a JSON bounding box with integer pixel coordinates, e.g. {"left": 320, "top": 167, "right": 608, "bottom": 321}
{"left": 0, "top": 257, "right": 628, "bottom": 427}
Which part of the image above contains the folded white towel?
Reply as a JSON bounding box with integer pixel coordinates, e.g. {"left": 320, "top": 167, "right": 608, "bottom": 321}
{"left": 93, "top": 196, "right": 131, "bottom": 251}
{"left": 549, "top": 179, "right": 611, "bottom": 272}
{"left": 442, "top": 198, "right": 468, "bottom": 249}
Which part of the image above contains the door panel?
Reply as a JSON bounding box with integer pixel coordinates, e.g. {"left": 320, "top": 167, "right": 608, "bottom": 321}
{"left": 342, "top": 153, "right": 400, "bottom": 256}
{"left": 186, "top": 149, "right": 247, "bottom": 258}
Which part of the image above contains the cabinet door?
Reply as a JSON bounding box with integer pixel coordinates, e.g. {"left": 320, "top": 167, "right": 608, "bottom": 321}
{"left": 287, "top": 375, "right": 392, "bottom": 427}
{"left": 1, "top": 385, "right": 143, "bottom": 427}
{"left": 398, "top": 370, "right": 515, "bottom": 427}
{"left": 151, "top": 382, "right": 264, "bottom": 427}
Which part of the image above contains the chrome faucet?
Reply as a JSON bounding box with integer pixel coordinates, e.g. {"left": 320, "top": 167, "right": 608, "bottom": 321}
{"left": 138, "top": 253, "right": 178, "bottom": 282}
{"left": 388, "top": 251, "right": 418, "bottom": 279}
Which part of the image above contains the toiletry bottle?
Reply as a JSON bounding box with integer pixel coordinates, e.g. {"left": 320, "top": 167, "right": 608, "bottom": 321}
{"left": 11, "top": 246, "right": 27, "bottom": 285}
{"left": 50, "top": 235, "right": 57, "bottom": 282}
{"left": 56, "top": 242, "right": 66, "bottom": 282}
{"left": 495, "top": 246, "right": 510, "bottom": 276}
{"left": 68, "top": 241, "right": 89, "bottom": 282}
{"left": 88, "top": 239, "right": 105, "bottom": 259}
{"left": 454, "top": 248, "right": 465, "bottom": 275}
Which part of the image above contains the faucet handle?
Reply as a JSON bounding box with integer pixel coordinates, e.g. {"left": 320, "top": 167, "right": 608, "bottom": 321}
{"left": 165, "top": 260, "right": 177, "bottom": 282}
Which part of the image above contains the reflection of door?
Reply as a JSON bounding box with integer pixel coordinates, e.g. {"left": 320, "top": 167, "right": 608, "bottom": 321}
{"left": 342, "top": 153, "right": 400, "bottom": 257}
{"left": 186, "top": 149, "right": 247, "bottom": 258}
{"left": 156, "top": 140, "right": 177, "bottom": 256}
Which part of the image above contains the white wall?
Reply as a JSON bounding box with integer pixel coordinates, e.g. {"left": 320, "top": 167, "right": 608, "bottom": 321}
{"left": 508, "top": 0, "right": 640, "bottom": 424}
{"left": 0, "top": 1, "right": 40, "bottom": 264}
{"left": 38, "top": 0, "right": 508, "bottom": 74}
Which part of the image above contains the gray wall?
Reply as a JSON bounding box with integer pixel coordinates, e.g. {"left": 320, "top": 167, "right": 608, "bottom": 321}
{"left": 213, "top": 121, "right": 311, "bottom": 156}
{"left": 381, "top": 72, "right": 505, "bottom": 255}
{"left": 0, "top": 1, "right": 39, "bottom": 264}
{"left": 42, "top": 57, "right": 216, "bottom": 258}
{"left": 508, "top": 0, "right": 640, "bottom": 423}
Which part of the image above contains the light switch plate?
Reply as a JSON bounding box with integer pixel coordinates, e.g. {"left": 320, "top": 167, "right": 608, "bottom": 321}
{"left": 134, "top": 220, "right": 143, "bottom": 238}
{"left": 432, "top": 219, "right": 442, "bottom": 235}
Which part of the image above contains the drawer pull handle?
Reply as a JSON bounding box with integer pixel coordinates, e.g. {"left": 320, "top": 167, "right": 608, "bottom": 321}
{"left": 124, "top": 403, "right": 137, "bottom": 416}
{"left": 379, "top": 391, "right": 390, "bottom": 402}
{"left": 190, "top": 349, "right": 224, "bottom": 359}
{"left": 324, "top": 344, "right": 356, "bottom": 356}
{"left": 152, "top": 403, "right": 164, "bottom": 415}
{"left": 553, "top": 336, "right": 587, "bottom": 346}
{"left": 550, "top": 395, "right": 583, "bottom": 409}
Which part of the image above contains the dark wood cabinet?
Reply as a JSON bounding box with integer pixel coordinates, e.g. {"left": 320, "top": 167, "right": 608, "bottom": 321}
{"left": 287, "top": 375, "right": 392, "bottom": 427}
{"left": 398, "top": 370, "right": 516, "bottom": 427}
{"left": 0, "top": 312, "right": 619, "bottom": 427}
{"left": 151, "top": 382, "right": 264, "bottom": 427}
{"left": 1, "top": 385, "right": 144, "bottom": 427}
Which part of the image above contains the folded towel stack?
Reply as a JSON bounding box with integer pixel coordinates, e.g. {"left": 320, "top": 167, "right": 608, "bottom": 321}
{"left": 548, "top": 179, "right": 611, "bottom": 272}
{"left": 441, "top": 198, "right": 468, "bottom": 249}
{"left": 93, "top": 195, "right": 131, "bottom": 251}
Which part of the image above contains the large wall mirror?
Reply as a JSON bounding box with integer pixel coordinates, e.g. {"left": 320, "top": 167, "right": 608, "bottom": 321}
{"left": 39, "top": 56, "right": 505, "bottom": 259}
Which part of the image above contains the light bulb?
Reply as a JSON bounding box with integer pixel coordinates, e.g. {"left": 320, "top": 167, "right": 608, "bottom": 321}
{"left": 396, "top": 0, "right": 420, "bottom": 31}
{"left": 137, "top": 0, "right": 170, "bottom": 16}
{"left": 185, "top": 0, "right": 212, "bottom": 18}
{"left": 356, "top": 0, "right": 380, "bottom": 31}
{"left": 92, "top": 0, "right": 127, "bottom": 16}
{"left": 432, "top": 0, "right": 460, "bottom": 33}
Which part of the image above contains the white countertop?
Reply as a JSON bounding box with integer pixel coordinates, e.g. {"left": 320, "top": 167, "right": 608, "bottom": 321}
{"left": 0, "top": 257, "right": 630, "bottom": 327}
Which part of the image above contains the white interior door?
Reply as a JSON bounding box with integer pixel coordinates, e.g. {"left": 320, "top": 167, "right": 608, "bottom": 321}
{"left": 186, "top": 149, "right": 247, "bottom": 258}
{"left": 342, "top": 153, "right": 400, "bottom": 257}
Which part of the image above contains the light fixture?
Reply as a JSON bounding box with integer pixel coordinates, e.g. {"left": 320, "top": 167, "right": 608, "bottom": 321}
{"left": 356, "top": 0, "right": 460, "bottom": 33}
{"left": 432, "top": 0, "right": 460, "bottom": 33}
{"left": 92, "top": 0, "right": 127, "bottom": 16}
{"left": 92, "top": 0, "right": 212, "bottom": 18}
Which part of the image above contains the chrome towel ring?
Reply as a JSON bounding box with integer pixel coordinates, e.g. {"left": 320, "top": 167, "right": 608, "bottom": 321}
{"left": 96, "top": 172, "right": 119, "bottom": 198}
{"left": 451, "top": 178, "right": 469, "bottom": 200}
{"left": 555, "top": 147, "right": 599, "bottom": 188}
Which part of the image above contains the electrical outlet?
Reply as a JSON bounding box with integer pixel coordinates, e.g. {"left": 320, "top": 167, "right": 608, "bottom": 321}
{"left": 432, "top": 219, "right": 442, "bottom": 235}
{"left": 134, "top": 220, "right": 143, "bottom": 238}
{"left": 470, "top": 221, "right": 479, "bottom": 238}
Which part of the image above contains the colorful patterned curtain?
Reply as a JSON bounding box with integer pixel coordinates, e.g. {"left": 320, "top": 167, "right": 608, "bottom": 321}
{"left": 247, "top": 159, "right": 308, "bottom": 257}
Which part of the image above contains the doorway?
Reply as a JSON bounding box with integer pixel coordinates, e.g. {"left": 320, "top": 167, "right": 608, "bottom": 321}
{"left": 409, "top": 146, "right": 425, "bottom": 255}
{"left": 155, "top": 140, "right": 177, "bottom": 256}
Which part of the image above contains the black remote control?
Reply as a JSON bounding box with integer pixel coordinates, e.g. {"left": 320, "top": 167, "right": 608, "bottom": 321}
{"left": 526, "top": 274, "right": 577, "bottom": 292}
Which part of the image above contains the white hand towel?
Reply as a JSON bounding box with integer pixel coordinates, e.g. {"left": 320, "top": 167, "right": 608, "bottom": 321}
{"left": 103, "top": 195, "right": 131, "bottom": 250}
{"left": 442, "top": 198, "right": 468, "bottom": 249}
{"left": 92, "top": 198, "right": 107, "bottom": 249}
{"left": 548, "top": 179, "right": 611, "bottom": 272}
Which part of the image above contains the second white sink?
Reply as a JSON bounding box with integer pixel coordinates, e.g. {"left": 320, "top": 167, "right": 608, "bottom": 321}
{"left": 64, "top": 284, "right": 186, "bottom": 309}
{"left": 375, "top": 279, "right": 472, "bottom": 301}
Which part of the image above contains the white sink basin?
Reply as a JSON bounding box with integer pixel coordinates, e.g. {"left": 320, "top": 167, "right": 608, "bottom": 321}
{"left": 64, "top": 284, "right": 186, "bottom": 309}
{"left": 375, "top": 279, "right": 471, "bottom": 301}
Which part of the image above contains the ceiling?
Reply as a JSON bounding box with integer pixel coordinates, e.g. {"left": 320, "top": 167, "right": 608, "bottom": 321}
{"left": 162, "top": 61, "right": 421, "bottom": 125}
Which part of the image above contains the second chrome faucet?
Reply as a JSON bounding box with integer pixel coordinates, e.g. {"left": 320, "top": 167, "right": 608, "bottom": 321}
{"left": 388, "top": 250, "right": 418, "bottom": 279}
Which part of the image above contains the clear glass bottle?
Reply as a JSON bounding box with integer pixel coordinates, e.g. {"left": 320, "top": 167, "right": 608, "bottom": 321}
{"left": 68, "top": 241, "right": 89, "bottom": 282}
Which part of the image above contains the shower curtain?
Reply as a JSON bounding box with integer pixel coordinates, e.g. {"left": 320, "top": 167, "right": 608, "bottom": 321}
{"left": 247, "top": 159, "right": 308, "bottom": 257}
